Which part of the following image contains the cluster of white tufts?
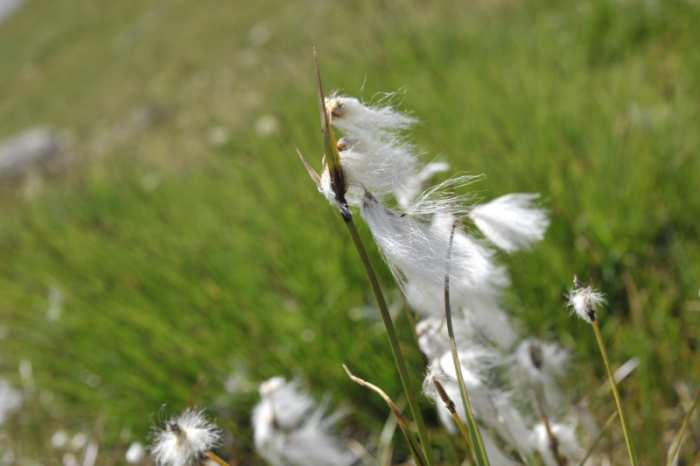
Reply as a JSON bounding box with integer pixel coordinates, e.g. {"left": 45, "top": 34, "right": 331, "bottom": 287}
{"left": 322, "top": 94, "right": 592, "bottom": 464}
{"left": 251, "top": 376, "right": 357, "bottom": 466}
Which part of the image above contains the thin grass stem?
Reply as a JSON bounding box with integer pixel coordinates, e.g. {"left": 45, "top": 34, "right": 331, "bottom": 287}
{"left": 591, "top": 320, "right": 638, "bottom": 466}
{"left": 667, "top": 388, "right": 700, "bottom": 466}
{"left": 444, "top": 221, "right": 490, "bottom": 466}
{"left": 206, "top": 451, "right": 229, "bottom": 466}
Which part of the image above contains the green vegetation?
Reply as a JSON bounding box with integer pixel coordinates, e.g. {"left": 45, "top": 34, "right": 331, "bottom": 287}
{"left": 1, "top": 0, "right": 699, "bottom": 463}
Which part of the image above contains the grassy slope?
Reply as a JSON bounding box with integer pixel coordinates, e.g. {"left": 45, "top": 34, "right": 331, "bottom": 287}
{"left": 1, "top": 0, "right": 699, "bottom": 463}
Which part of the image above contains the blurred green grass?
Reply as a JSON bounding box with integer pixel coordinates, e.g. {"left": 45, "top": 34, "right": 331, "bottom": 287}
{"left": 1, "top": 0, "right": 699, "bottom": 463}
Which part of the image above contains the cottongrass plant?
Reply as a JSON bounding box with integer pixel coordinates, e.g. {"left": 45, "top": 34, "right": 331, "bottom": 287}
{"left": 567, "top": 278, "right": 639, "bottom": 466}
{"left": 297, "top": 56, "right": 603, "bottom": 466}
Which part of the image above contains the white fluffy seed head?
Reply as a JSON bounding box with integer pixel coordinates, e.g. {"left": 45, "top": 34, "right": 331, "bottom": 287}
{"left": 336, "top": 138, "right": 420, "bottom": 205}
{"left": 361, "top": 196, "right": 509, "bottom": 312}
{"left": 252, "top": 377, "right": 356, "bottom": 466}
{"left": 567, "top": 279, "right": 606, "bottom": 323}
{"left": 150, "top": 409, "right": 222, "bottom": 466}
{"left": 469, "top": 193, "right": 549, "bottom": 253}
{"left": 325, "top": 94, "right": 416, "bottom": 140}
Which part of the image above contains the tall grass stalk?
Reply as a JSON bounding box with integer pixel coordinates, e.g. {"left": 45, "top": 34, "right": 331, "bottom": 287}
{"left": 206, "top": 452, "right": 230, "bottom": 466}
{"left": 313, "top": 52, "right": 433, "bottom": 466}
{"left": 591, "top": 320, "right": 638, "bottom": 466}
{"left": 666, "top": 388, "right": 700, "bottom": 466}
{"left": 444, "top": 221, "right": 490, "bottom": 466}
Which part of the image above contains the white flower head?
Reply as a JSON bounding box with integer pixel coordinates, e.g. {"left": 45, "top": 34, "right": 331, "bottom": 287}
{"left": 252, "top": 377, "right": 356, "bottom": 466}
{"left": 150, "top": 409, "right": 222, "bottom": 466}
{"left": 567, "top": 277, "right": 606, "bottom": 323}
{"left": 469, "top": 193, "right": 549, "bottom": 253}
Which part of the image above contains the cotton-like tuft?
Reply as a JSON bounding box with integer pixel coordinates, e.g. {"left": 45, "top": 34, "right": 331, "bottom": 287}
{"left": 395, "top": 161, "right": 450, "bottom": 209}
{"left": 252, "top": 377, "right": 356, "bottom": 466}
{"left": 325, "top": 95, "right": 416, "bottom": 140}
{"left": 567, "top": 280, "right": 606, "bottom": 323}
{"left": 469, "top": 193, "right": 549, "bottom": 252}
{"left": 150, "top": 409, "right": 221, "bottom": 466}
{"left": 335, "top": 138, "right": 420, "bottom": 205}
{"left": 481, "top": 431, "right": 520, "bottom": 466}
{"left": 361, "top": 196, "right": 508, "bottom": 311}
{"left": 531, "top": 422, "right": 585, "bottom": 466}
{"left": 512, "top": 339, "right": 568, "bottom": 410}
{"left": 0, "top": 378, "right": 22, "bottom": 425}
{"left": 125, "top": 442, "right": 146, "bottom": 464}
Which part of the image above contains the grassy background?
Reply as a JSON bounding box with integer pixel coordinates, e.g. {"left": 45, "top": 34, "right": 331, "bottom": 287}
{"left": 1, "top": 0, "right": 699, "bottom": 463}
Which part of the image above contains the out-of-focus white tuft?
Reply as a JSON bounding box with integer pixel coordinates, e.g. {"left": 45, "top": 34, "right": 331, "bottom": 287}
{"left": 512, "top": 339, "right": 568, "bottom": 410}
{"left": 469, "top": 194, "right": 549, "bottom": 253}
{"left": 425, "top": 351, "right": 537, "bottom": 456}
{"left": 567, "top": 280, "right": 606, "bottom": 323}
{"left": 481, "top": 431, "right": 520, "bottom": 466}
{"left": 416, "top": 316, "right": 477, "bottom": 361}
{"left": 252, "top": 377, "right": 356, "bottom": 466}
{"left": 150, "top": 409, "right": 222, "bottom": 466}
{"left": 51, "top": 430, "right": 69, "bottom": 449}
{"left": 0, "top": 378, "right": 22, "bottom": 425}
{"left": 531, "top": 422, "right": 585, "bottom": 466}
{"left": 125, "top": 442, "right": 146, "bottom": 464}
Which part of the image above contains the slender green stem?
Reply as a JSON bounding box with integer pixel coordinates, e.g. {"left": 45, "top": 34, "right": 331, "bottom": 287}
{"left": 344, "top": 218, "right": 433, "bottom": 466}
{"left": 591, "top": 320, "right": 638, "bottom": 466}
{"left": 667, "top": 389, "right": 700, "bottom": 466}
{"left": 444, "top": 222, "right": 490, "bottom": 466}
{"left": 206, "top": 451, "right": 230, "bottom": 466}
